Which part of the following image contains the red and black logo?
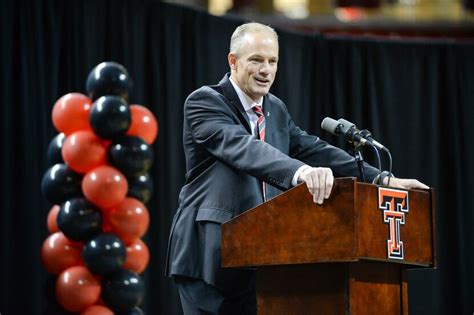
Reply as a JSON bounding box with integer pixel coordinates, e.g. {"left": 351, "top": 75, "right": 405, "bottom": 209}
{"left": 378, "top": 188, "right": 409, "bottom": 260}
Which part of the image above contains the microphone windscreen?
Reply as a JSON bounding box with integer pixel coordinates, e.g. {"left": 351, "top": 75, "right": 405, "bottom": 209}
{"left": 321, "top": 117, "right": 341, "bottom": 135}
{"left": 337, "top": 118, "right": 356, "bottom": 134}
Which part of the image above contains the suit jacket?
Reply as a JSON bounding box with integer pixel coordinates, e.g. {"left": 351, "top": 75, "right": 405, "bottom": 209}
{"left": 165, "top": 74, "right": 379, "bottom": 289}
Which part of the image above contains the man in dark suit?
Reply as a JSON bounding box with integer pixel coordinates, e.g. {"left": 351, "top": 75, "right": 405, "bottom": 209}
{"left": 165, "top": 22, "right": 428, "bottom": 315}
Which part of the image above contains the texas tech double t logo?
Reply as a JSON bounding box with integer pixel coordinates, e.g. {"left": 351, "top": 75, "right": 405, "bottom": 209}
{"left": 378, "top": 188, "right": 409, "bottom": 260}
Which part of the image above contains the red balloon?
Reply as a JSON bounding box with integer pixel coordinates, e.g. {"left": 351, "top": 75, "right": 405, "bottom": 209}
{"left": 127, "top": 104, "right": 158, "bottom": 144}
{"left": 105, "top": 197, "right": 149, "bottom": 244}
{"left": 56, "top": 266, "right": 101, "bottom": 312}
{"left": 82, "top": 166, "right": 128, "bottom": 209}
{"left": 41, "top": 232, "right": 83, "bottom": 274}
{"left": 81, "top": 305, "right": 114, "bottom": 315}
{"left": 62, "top": 130, "right": 107, "bottom": 173}
{"left": 52, "top": 93, "right": 92, "bottom": 135}
{"left": 123, "top": 238, "right": 150, "bottom": 274}
{"left": 47, "top": 205, "right": 60, "bottom": 233}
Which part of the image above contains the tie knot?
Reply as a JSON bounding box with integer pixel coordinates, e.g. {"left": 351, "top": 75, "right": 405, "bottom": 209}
{"left": 252, "top": 104, "right": 264, "bottom": 117}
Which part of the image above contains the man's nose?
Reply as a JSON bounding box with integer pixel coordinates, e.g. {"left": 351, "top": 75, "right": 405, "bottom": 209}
{"left": 259, "top": 63, "right": 270, "bottom": 75}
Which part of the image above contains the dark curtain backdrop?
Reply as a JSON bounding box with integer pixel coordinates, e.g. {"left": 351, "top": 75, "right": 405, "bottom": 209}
{"left": 1, "top": 0, "right": 473, "bottom": 314}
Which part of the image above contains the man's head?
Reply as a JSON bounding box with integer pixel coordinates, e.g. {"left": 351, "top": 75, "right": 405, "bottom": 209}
{"left": 228, "top": 23, "right": 279, "bottom": 102}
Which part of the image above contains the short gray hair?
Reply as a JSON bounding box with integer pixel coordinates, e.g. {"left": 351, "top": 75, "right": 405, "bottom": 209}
{"left": 230, "top": 22, "right": 278, "bottom": 57}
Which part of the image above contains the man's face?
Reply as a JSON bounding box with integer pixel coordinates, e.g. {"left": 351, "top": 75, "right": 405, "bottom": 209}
{"left": 229, "top": 32, "right": 279, "bottom": 102}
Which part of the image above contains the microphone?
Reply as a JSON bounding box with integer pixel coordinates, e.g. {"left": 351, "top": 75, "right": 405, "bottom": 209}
{"left": 321, "top": 117, "right": 370, "bottom": 147}
{"left": 359, "top": 129, "right": 388, "bottom": 152}
{"left": 338, "top": 118, "right": 388, "bottom": 152}
{"left": 320, "top": 117, "right": 342, "bottom": 135}
{"left": 321, "top": 117, "right": 391, "bottom": 183}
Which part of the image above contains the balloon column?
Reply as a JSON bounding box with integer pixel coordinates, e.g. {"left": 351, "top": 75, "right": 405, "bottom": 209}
{"left": 41, "top": 62, "right": 158, "bottom": 314}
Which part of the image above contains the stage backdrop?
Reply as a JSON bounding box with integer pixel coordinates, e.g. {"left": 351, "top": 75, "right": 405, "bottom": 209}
{"left": 1, "top": 0, "right": 473, "bottom": 314}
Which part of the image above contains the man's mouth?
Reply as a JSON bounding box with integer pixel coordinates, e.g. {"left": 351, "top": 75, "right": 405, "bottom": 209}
{"left": 255, "top": 77, "right": 270, "bottom": 85}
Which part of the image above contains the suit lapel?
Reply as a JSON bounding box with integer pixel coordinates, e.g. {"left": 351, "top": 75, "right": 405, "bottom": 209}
{"left": 262, "top": 95, "right": 274, "bottom": 146}
{"left": 218, "top": 74, "right": 252, "bottom": 133}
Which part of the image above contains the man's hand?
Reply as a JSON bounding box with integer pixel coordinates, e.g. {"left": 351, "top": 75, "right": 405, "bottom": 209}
{"left": 298, "top": 167, "right": 334, "bottom": 205}
{"left": 384, "top": 177, "right": 429, "bottom": 190}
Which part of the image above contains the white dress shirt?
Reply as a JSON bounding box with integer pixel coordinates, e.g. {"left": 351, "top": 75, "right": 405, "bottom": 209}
{"left": 229, "top": 77, "right": 262, "bottom": 137}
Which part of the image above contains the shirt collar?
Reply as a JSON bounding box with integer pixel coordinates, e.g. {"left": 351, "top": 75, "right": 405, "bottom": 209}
{"left": 229, "top": 76, "right": 263, "bottom": 112}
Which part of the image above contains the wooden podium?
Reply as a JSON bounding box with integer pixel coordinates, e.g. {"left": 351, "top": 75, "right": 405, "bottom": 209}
{"left": 221, "top": 178, "right": 435, "bottom": 314}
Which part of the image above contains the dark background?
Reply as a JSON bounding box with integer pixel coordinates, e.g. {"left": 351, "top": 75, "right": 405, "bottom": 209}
{"left": 1, "top": 0, "right": 473, "bottom": 314}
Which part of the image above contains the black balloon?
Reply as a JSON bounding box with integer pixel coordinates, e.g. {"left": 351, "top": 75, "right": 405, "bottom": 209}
{"left": 102, "top": 270, "right": 145, "bottom": 313}
{"left": 85, "top": 61, "right": 132, "bottom": 101}
{"left": 47, "top": 133, "right": 66, "bottom": 165}
{"left": 82, "top": 233, "right": 126, "bottom": 275}
{"left": 127, "top": 173, "right": 153, "bottom": 204}
{"left": 89, "top": 96, "right": 131, "bottom": 139}
{"left": 57, "top": 198, "right": 102, "bottom": 241}
{"left": 41, "top": 164, "right": 82, "bottom": 204}
{"left": 109, "top": 136, "right": 153, "bottom": 177}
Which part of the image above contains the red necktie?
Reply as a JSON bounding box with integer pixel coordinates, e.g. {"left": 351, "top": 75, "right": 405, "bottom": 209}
{"left": 252, "top": 104, "right": 266, "bottom": 201}
{"left": 252, "top": 104, "right": 265, "bottom": 142}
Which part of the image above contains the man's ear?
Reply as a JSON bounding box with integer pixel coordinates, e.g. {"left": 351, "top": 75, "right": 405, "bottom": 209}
{"left": 228, "top": 53, "right": 237, "bottom": 70}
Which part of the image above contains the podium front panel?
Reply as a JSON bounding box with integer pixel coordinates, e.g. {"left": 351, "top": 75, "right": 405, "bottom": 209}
{"left": 222, "top": 180, "right": 359, "bottom": 267}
